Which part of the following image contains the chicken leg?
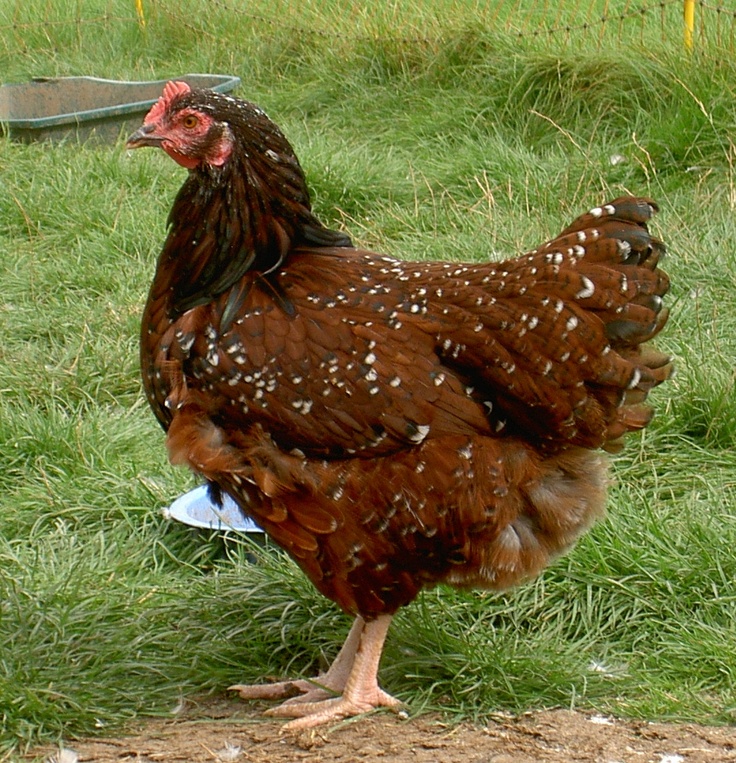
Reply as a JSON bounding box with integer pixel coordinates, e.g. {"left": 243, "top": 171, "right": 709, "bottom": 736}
{"left": 229, "top": 614, "right": 402, "bottom": 729}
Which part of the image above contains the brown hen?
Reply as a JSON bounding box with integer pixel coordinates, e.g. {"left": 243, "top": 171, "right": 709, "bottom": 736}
{"left": 127, "top": 81, "right": 672, "bottom": 729}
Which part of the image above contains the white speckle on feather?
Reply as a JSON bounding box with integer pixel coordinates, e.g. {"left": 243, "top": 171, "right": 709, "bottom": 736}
{"left": 576, "top": 276, "right": 595, "bottom": 299}
{"left": 590, "top": 206, "right": 603, "bottom": 217}
{"left": 566, "top": 315, "right": 579, "bottom": 331}
{"left": 627, "top": 368, "right": 642, "bottom": 389}
{"left": 176, "top": 332, "right": 195, "bottom": 353}
{"left": 410, "top": 424, "right": 430, "bottom": 443}
{"left": 433, "top": 373, "right": 446, "bottom": 387}
{"left": 390, "top": 376, "right": 401, "bottom": 387}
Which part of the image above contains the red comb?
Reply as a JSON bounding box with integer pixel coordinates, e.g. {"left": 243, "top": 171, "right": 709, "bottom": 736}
{"left": 144, "top": 80, "right": 192, "bottom": 124}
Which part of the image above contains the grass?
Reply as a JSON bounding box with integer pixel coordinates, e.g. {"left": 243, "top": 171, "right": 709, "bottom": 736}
{"left": 2, "top": 0, "right": 736, "bottom": 756}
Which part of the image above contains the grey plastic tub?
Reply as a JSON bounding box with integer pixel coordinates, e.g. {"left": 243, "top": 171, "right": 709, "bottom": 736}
{"left": 0, "top": 74, "right": 240, "bottom": 143}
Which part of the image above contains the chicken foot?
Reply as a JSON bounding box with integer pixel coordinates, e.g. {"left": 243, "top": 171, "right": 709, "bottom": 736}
{"left": 229, "top": 614, "right": 402, "bottom": 729}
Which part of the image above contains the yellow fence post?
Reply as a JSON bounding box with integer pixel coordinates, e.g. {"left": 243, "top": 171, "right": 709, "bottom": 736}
{"left": 135, "top": 0, "right": 146, "bottom": 29}
{"left": 684, "top": 0, "right": 695, "bottom": 51}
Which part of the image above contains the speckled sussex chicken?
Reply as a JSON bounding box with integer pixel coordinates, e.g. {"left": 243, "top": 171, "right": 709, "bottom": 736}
{"left": 126, "top": 81, "right": 672, "bottom": 730}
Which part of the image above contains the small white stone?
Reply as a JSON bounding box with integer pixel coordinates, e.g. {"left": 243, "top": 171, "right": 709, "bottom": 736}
{"left": 589, "top": 714, "right": 613, "bottom": 725}
{"left": 47, "top": 750, "right": 79, "bottom": 763}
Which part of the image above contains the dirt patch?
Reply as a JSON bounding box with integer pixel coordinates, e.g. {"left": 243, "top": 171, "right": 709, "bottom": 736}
{"left": 30, "top": 698, "right": 736, "bottom": 763}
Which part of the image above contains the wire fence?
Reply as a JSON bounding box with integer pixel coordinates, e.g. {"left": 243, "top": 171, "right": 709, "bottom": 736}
{"left": 1, "top": 1, "right": 735, "bottom": 58}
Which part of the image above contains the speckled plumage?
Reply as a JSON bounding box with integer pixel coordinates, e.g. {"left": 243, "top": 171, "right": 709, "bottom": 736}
{"left": 128, "top": 83, "right": 672, "bottom": 726}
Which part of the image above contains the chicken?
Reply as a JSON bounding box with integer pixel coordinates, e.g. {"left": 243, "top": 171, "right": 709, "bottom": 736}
{"left": 126, "top": 81, "right": 672, "bottom": 730}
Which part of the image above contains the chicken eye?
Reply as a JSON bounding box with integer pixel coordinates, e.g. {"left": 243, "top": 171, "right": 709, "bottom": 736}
{"left": 182, "top": 115, "right": 199, "bottom": 129}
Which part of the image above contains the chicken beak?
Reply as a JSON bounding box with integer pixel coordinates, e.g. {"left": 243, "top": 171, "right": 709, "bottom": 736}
{"left": 126, "top": 123, "right": 164, "bottom": 150}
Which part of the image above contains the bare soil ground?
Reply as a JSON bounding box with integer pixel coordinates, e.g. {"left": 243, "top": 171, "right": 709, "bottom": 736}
{"left": 30, "top": 698, "right": 736, "bottom": 763}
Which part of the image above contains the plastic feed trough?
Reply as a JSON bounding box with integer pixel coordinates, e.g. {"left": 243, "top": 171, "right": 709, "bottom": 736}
{"left": 0, "top": 74, "right": 240, "bottom": 143}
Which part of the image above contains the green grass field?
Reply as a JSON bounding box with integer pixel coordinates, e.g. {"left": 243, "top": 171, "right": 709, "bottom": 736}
{"left": 1, "top": 0, "right": 736, "bottom": 755}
